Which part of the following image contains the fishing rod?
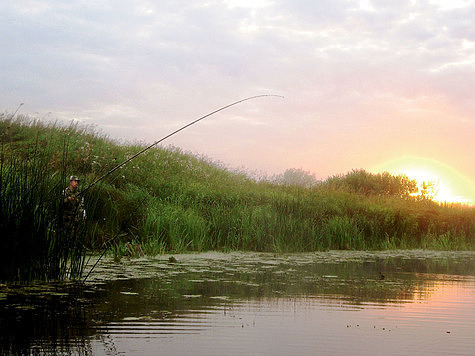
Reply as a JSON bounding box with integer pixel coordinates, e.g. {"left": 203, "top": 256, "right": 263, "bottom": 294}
{"left": 81, "top": 94, "right": 282, "bottom": 281}
{"left": 79, "top": 94, "right": 283, "bottom": 196}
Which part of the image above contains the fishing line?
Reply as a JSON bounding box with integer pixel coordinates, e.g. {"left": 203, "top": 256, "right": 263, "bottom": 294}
{"left": 79, "top": 94, "right": 283, "bottom": 196}
{"left": 82, "top": 195, "right": 148, "bottom": 283}
{"left": 80, "top": 94, "right": 283, "bottom": 281}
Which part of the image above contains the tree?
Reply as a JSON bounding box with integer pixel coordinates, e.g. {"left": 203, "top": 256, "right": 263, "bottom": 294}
{"left": 274, "top": 168, "right": 319, "bottom": 188}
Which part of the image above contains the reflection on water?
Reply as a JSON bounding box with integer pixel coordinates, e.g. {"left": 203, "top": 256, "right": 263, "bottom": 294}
{"left": 1, "top": 251, "right": 474, "bottom": 355}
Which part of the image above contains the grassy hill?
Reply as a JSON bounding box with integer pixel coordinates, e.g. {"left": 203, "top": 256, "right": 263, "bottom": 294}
{"left": 1, "top": 113, "right": 473, "bottom": 281}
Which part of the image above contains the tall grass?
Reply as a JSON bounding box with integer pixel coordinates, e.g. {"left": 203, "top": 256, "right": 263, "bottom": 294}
{"left": 1, "top": 113, "right": 474, "bottom": 270}
{"left": 0, "top": 115, "right": 91, "bottom": 282}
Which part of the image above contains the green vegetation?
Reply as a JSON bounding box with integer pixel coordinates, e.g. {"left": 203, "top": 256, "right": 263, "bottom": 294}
{"left": 0, "top": 117, "right": 88, "bottom": 282}
{"left": 0, "top": 113, "right": 473, "bottom": 281}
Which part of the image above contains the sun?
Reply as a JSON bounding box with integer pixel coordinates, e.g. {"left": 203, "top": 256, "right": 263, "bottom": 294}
{"left": 371, "top": 156, "right": 474, "bottom": 206}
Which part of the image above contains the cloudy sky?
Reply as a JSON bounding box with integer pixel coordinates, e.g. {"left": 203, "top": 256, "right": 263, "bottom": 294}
{"left": 1, "top": 0, "right": 474, "bottom": 202}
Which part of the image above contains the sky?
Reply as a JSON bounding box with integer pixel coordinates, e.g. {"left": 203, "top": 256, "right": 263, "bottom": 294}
{"left": 1, "top": 0, "right": 474, "bottom": 204}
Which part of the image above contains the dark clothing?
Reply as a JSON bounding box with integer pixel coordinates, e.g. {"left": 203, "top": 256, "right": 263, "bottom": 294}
{"left": 62, "top": 187, "right": 85, "bottom": 228}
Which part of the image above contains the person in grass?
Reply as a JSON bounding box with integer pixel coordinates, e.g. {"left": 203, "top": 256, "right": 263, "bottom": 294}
{"left": 62, "top": 175, "right": 86, "bottom": 232}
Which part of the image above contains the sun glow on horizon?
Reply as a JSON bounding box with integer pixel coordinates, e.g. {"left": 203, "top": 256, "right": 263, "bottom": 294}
{"left": 371, "top": 157, "right": 474, "bottom": 206}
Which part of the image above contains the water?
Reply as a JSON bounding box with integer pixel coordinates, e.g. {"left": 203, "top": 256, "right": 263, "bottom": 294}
{"left": 1, "top": 251, "right": 474, "bottom": 355}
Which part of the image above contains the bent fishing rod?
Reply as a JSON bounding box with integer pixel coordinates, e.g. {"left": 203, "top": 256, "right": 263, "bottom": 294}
{"left": 79, "top": 94, "right": 283, "bottom": 196}
{"left": 81, "top": 94, "right": 282, "bottom": 282}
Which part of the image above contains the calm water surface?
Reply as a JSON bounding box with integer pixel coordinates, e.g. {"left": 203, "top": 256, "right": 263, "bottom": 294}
{"left": 1, "top": 250, "right": 474, "bottom": 355}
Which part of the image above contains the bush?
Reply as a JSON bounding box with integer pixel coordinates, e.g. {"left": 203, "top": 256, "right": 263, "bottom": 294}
{"left": 1, "top": 113, "right": 473, "bottom": 268}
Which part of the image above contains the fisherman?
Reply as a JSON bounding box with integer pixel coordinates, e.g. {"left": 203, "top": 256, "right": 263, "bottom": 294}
{"left": 62, "top": 175, "right": 86, "bottom": 232}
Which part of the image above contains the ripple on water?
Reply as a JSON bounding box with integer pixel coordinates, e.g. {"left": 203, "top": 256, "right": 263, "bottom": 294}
{"left": 1, "top": 251, "right": 473, "bottom": 355}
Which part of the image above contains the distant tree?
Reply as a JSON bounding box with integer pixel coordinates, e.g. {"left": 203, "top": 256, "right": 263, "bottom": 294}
{"left": 274, "top": 168, "right": 319, "bottom": 188}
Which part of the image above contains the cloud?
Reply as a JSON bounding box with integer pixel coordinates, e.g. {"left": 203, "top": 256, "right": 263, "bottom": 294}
{"left": 0, "top": 0, "right": 474, "bottom": 182}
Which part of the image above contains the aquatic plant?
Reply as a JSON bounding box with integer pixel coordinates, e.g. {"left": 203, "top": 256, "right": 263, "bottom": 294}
{"left": 1, "top": 113, "right": 473, "bottom": 265}
{"left": 0, "top": 115, "right": 90, "bottom": 282}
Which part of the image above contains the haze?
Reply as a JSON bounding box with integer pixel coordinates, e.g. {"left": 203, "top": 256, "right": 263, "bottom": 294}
{"left": 1, "top": 0, "right": 473, "bottom": 204}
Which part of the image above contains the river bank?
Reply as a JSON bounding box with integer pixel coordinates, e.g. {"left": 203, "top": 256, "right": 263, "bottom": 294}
{"left": 1, "top": 114, "right": 473, "bottom": 283}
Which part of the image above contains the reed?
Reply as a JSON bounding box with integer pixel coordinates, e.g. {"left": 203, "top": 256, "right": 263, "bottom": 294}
{"left": 1, "top": 113, "right": 474, "bottom": 268}
{"left": 0, "top": 115, "right": 91, "bottom": 282}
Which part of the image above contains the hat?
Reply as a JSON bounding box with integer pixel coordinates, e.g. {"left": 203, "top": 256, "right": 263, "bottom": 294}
{"left": 69, "top": 175, "right": 80, "bottom": 182}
